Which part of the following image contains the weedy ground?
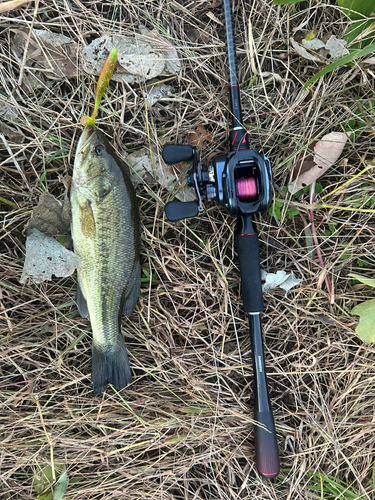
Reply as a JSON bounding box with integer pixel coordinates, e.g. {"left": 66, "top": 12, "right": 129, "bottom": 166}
{"left": 1, "top": 0, "right": 375, "bottom": 499}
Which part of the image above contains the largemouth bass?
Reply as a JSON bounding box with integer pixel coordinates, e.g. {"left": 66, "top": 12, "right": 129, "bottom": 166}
{"left": 71, "top": 125, "right": 140, "bottom": 394}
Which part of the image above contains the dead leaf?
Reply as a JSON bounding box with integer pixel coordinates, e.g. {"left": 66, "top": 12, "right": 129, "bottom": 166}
{"left": 189, "top": 124, "right": 213, "bottom": 148}
{"left": 0, "top": 0, "right": 30, "bottom": 13}
{"left": 12, "top": 29, "right": 79, "bottom": 79}
{"left": 143, "top": 83, "right": 174, "bottom": 107}
{"left": 206, "top": 11, "right": 223, "bottom": 25}
{"left": 25, "top": 192, "right": 71, "bottom": 242}
{"left": 20, "top": 228, "right": 80, "bottom": 284}
{"left": 288, "top": 132, "right": 348, "bottom": 194}
{"left": 325, "top": 35, "right": 349, "bottom": 61}
{"left": 293, "top": 34, "right": 349, "bottom": 62}
{"left": 314, "top": 132, "right": 348, "bottom": 168}
{"left": 126, "top": 148, "right": 196, "bottom": 202}
{"left": 261, "top": 270, "right": 301, "bottom": 296}
{"left": 261, "top": 72, "right": 287, "bottom": 83}
{"left": 291, "top": 155, "right": 316, "bottom": 182}
{"left": 21, "top": 71, "right": 46, "bottom": 94}
{"left": 138, "top": 31, "right": 180, "bottom": 75}
{"left": 186, "top": 28, "right": 201, "bottom": 43}
{"left": 82, "top": 33, "right": 180, "bottom": 84}
{"left": 0, "top": 121, "right": 25, "bottom": 143}
{"left": 290, "top": 37, "right": 322, "bottom": 62}
{"left": 33, "top": 29, "right": 73, "bottom": 47}
{"left": 301, "top": 38, "right": 326, "bottom": 51}
{"left": 0, "top": 105, "right": 18, "bottom": 121}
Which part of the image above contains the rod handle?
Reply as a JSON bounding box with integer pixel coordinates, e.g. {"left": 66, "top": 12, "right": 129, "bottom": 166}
{"left": 236, "top": 231, "right": 264, "bottom": 313}
{"left": 254, "top": 410, "right": 280, "bottom": 478}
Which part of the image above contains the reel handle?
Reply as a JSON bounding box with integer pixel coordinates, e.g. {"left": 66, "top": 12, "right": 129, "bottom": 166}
{"left": 162, "top": 144, "right": 201, "bottom": 222}
{"left": 164, "top": 200, "right": 198, "bottom": 222}
{"left": 162, "top": 144, "right": 194, "bottom": 164}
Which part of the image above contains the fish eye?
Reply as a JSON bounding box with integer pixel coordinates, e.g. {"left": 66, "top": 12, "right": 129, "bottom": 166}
{"left": 94, "top": 144, "right": 105, "bottom": 155}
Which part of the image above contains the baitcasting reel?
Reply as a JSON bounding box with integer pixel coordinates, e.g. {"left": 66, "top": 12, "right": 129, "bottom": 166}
{"left": 162, "top": 144, "right": 273, "bottom": 222}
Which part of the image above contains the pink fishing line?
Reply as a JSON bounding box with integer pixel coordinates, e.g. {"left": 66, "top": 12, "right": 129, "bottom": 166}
{"left": 237, "top": 177, "right": 257, "bottom": 201}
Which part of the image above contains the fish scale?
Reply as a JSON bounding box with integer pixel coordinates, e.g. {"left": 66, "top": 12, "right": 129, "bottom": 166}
{"left": 71, "top": 125, "right": 141, "bottom": 394}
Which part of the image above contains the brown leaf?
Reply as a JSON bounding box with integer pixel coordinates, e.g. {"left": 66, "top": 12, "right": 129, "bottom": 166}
{"left": 314, "top": 132, "right": 348, "bottom": 168}
{"left": 288, "top": 132, "right": 348, "bottom": 194}
{"left": 25, "top": 192, "right": 71, "bottom": 241}
{"left": 138, "top": 30, "right": 181, "bottom": 75}
{"left": 12, "top": 29, "right": 79, "bottom": 79}
{"left": 0, "top": 105, "right": 18, "bottom": 121}
{"left": 291, "top": 157, "right": 315, "bottom": 183}
{"left": 82, "top": 33, "right": 180, "bottom": 84}
{"left": 0, "top": 0, "right": 30, "bottom": 13}
{"left": 0, "top": 121, "right": 25, "bottom": 143}
{"left": 172, "top": 160, "right": 187, "bottom": 174}
{"left": 126, "top": 148, "right": 195, "bottom": 202}
{"left": 207, "top": 150, "right": 224, "bottom": 163}
{"left": 188, "top": 124, "right": 213, "bottom": 148}
{"left": 186, "top": 28, "right": 201, "bottom": 43}
{"left": 290, "top": 140, "right": 316, "bottom": 182}
{"left": 290, "top": 37, "right": 322, "bottom": 62}
{"left": 20, "top": 228, "right": 79, "bottom": 284}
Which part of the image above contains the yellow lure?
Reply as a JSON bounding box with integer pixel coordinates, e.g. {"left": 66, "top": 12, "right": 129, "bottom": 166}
{"left": 81, "top": 47, "right": 118, "bottom": 126}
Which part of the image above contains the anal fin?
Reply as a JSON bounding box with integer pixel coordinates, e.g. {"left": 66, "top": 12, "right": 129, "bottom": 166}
{"left": 122, "top": 261, "right": 141, "bottom": 316}
{"left": 76, "top": 281, "right": 89, "bottom": 318}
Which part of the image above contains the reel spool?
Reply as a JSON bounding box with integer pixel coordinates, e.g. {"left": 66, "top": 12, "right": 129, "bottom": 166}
{"left": 236, "top": 177, "right": 258, "bottom": 202}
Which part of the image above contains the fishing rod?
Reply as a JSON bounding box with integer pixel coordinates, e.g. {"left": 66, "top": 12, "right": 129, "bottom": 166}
{"left": 162, "top": 0, "right": 280, "bottom": 479}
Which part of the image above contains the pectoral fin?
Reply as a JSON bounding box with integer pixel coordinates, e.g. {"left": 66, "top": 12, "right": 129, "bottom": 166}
{"left": 80, "top": 201, "right": 96, "bottom": 238}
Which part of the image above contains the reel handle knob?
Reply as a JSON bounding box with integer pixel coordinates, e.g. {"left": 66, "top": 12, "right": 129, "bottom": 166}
{"left": 162, "top": 145, "right": 194, "bottom": 164}
{"left": 164, "top": 200, "right": 198, "bottom": 222}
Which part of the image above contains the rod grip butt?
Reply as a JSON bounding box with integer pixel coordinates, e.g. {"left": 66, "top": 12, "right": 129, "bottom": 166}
{"left": 254, "top": 410, "right": 280, "bottom": 479}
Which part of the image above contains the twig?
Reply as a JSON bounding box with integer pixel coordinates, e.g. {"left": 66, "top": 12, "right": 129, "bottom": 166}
{"left": 35, "top": 396, "right": 55, "bottom": 482}
{"left": 17, "top": 0, "right": 39, "bottom": 87}
{"left": 0, "top": 133, "right": 31, "bottom": 191}
{"left": 309, "top": 181, "right": 334, "bottom": 303}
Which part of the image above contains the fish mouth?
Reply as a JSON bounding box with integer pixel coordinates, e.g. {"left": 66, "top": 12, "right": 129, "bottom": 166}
{"left": 74, "top": 125, "right": 96, "bottom": 171}
{"left": 77, "top": 125, "right": 96, "bottom": 153}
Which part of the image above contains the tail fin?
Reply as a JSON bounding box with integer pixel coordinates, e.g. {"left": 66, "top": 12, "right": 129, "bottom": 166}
{"left": 91, "top": 335, "right": 132, "bottom": 395}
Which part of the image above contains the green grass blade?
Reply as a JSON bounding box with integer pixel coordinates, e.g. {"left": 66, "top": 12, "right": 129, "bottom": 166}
{"left": 303, "top": 42, "right": 375, "bottom": 88}
{"left": 273, "top": 0, "right": 304, "bottom": 3}
{"left": 0, "top": 196, "right": 17, "bottom": 209}
{"left": 338, "top": 0, "right": 374, "bottom": 18}
{"left": 349, "top": 273, "right": 375, "bottom": 288}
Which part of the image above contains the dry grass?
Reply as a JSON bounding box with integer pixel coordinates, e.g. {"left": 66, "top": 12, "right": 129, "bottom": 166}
{"left": 1, "top": 0, "right": 375, "bottom": 498}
